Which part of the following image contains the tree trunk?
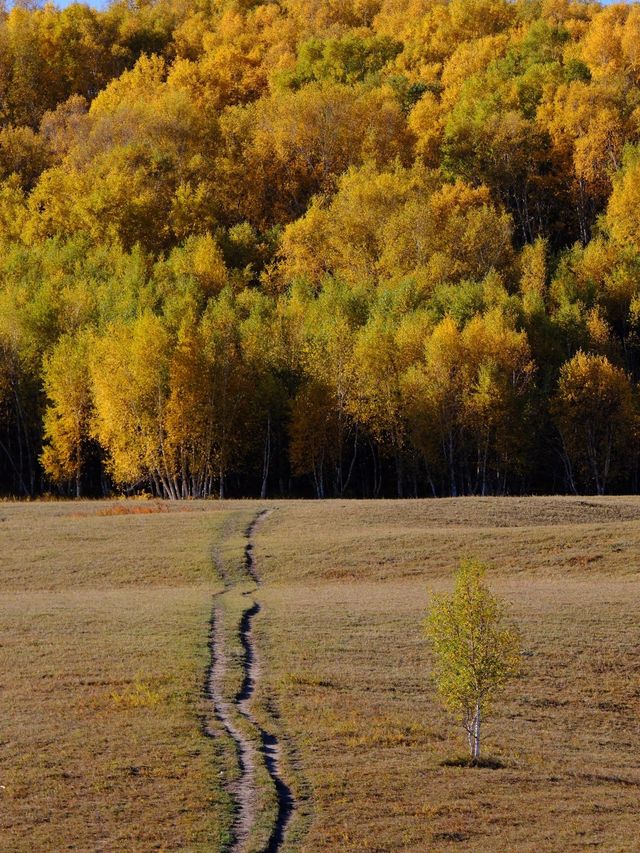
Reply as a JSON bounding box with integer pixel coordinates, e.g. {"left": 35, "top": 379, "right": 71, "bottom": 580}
{"left": 423, "top": 456, "right": 437, "bottom": 498}
{"left": 370, "top": 440, "right": 381, "bottom": 497}
{"left": 315, "top": 460, "right": 324, "bottom": 499}
{"left": 341, "top": 427, "right": 358, "bottom": 496}
{"left": 260, "top": 414, "right": 271, "bottom": 500}
{"left": 481, "top": 436, "right": 489, "bottom": 497}
{"left": 395, "top": 448, "right": 403, "bottom": 498}
{"left": 471, "top": 703, "right": 481, "bottom": 761}
{"left": 447, "top": 430, "right": 457, "bottom": 497}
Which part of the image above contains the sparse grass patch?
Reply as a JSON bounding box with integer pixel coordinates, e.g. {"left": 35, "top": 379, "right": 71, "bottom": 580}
{"left": 110, "top": 679, "right": 162, "bottom": 708}
{"left": 94, "top": 501, "right": 170, "bottom": 515}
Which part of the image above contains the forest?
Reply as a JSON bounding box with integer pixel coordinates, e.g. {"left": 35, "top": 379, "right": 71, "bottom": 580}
{"left": 1, "top": 0, "right": 640, "bottom": 498}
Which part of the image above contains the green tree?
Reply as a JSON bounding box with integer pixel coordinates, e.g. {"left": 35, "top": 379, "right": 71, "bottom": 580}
{"left": 425, "top": 559, "right": 521, "bottom": 762}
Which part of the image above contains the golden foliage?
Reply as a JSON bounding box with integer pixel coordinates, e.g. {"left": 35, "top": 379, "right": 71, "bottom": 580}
{"left": 0, "top": 0, "right": 639, "bottom": 498}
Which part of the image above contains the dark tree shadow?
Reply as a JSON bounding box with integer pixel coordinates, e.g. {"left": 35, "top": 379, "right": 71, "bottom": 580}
{"left": 440, "top": 755, "right": 506, "bottom": 769}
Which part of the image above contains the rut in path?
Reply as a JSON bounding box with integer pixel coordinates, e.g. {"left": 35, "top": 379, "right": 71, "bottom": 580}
{"left": 207, "top": 508, "right": 295, "bottom": 853}
{"left": 206, "top": 609, "right": 257, "bottom": 853}
{"left": 243, "top": 509, "right": 270, "bottom": 584}
{"left": 236, "top": 602, "right": 295, "bottom": 853}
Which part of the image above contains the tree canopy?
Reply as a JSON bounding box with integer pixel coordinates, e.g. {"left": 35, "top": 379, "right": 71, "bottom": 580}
{"left": 1, "top": 0, "right": 640, "bottom": 498}
{"left": 425, "top": 559, "right": 521, "bottom": 761}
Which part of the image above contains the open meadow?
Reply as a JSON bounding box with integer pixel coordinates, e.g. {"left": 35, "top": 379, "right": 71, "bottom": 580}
{"left": 2, "top": 497, "right": 640, "bottom": 851}
{"left": 0, "top": 501, "right": 257, "bottom": 851}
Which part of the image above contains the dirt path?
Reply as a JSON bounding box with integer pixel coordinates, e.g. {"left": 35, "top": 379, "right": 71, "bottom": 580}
{"left": 238, "top": 603, "right": 295, "bottom": 853}
{"left": 207, "top": 508, "right": 295, "bottom": 853}
{"left": 243, "top": 509, "right": 270, "bottom": 583}
{"left": 206, "top": 609, "right": 257, "bottom": 852}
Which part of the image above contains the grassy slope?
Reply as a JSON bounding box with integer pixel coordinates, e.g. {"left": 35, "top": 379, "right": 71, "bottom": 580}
{"left": 0, "top": 500, "right": 256, "bottom": 852}
{"left": 254, "top": 498, "right": 640, "bottom": 852}
{"left": 3, "top": 497, "right": 640, "bottom": 852}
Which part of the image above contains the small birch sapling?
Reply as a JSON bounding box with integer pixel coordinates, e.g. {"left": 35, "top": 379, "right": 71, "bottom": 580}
{"left": 425, "top": 559, "right": 521, "bottom": 763}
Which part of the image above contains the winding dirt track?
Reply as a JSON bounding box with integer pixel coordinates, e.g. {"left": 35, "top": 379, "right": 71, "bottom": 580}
{"left": 237, "top": 602, "right": 295, "bottom": 853}
{"left": 207, "top": 509, "right": 295, "bottom": 853}
{"left": 207, "top": 609, "right": 257, "bottom": 852}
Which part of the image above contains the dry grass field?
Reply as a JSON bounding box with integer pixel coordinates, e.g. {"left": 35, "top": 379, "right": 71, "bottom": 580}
{"left": 0, "top": 500, "right": 257, "bottom": 852}
{"left": 253, "top": 498, "right": 640, "bottom": 852}
{"left": 2, "top": 497, "right": 640, "bottom": 852}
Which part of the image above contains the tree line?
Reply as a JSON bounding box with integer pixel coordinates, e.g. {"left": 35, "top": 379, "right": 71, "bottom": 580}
{"left": 2, "top": 0, "right": 640, "bottom": 498}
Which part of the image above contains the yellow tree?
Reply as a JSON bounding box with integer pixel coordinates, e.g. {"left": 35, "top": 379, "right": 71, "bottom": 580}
{"left": 519, "top": 238, "right": 548, "bottom": 316}
{"left": 289, "top": 378, "right": 341, "bottom": 498}
{"left": 238, "top": 289, "right": 288, "bottom": 499}
{"left": 349, "top": 310, "right": 414, "bottom": 497}
{"left": 461, "top": 311, "right": 536, "bottom": 495}
{"left": 90, "top": 312, "right": 176, "bottom": 497}
{"left": 216, "top": 81, "right": 412, "bottom": 228}
{"left": 40, "top": 331, "right": 92, "bottom": 497}
{"left": 425, "top": 559, "right": 521, "bottom": 762}
{"left": 408, "top": 90, "right": 445, "bottom": 167}
{"left": 164, "top": 315, "right": 213, "bottom": 498}
{"left": 402, "top": 316, "right": 468, "bottom": 496}
{"left": 606, "top": 146, "right": 640, "bottom": 249}
{"left": 165, "top": 290, "right": 254, "bottom": 498}
{"left": 378, "top": 181, "right": 514, "bottom": 293}
{"left": 277, "top": 162, "right": 438, "bottom": 288}
{"left": 28, "top": 53, "right": 219, "bottom": 253}
{"left": 552, "top": 351, "right": 635, "bottom": 494}
{"left": 287, "top": 279, "right": 364, "bottom": 496}
{"left": 278, "top": 167, "right": 510, "bottom": 295}
{"left": 200, "top": 291, "right": 254, "bottom": 499}
{"left": 539, "top": 79, "right": 631, "bottom": 242}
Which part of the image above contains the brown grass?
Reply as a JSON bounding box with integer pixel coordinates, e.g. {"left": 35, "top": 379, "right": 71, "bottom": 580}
{"left": 251, "top": 498, "right": 640, "bottom": 851}
{"left": 92, "top": 501, "right": 170, "bottom": 515}
{"left": 3, "top": 496, "right": 640, "bottom": 851}
{"left": 0, "top": 500, "right": 256, "bottom": 852}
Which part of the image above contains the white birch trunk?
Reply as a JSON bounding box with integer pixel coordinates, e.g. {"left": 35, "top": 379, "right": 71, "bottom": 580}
{"left": 473, "top": 703, "right": 481, "bottom": 761}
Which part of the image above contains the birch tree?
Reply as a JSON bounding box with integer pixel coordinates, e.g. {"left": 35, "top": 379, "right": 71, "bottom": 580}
{"left": 41, "top": 331, "right": 93, "bottom": 497}
{"left": 425, "top": 560, "right": 521, "bottom": 762}
{"left": 551, "top": 351, "right": 635, "bottom": 495}
{"left": 89, "top": 312, "right": 175, "bottom": 497}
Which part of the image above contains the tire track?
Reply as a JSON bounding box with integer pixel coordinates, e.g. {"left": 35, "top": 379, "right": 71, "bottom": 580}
{"left": 243, "top": 509, "right": 270, "bottom": 583}
{"left": 207, "top": 508, "right": 295, "bottom": 853}
{"left": 237, "top": 601, "right": 295, "bottom": 853}
{"left": 206, "top": 608, "right": 257, "bottom": 853}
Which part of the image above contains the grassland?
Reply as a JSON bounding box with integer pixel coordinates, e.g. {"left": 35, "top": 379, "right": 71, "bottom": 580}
{"left": 0, "top": 500, "right": 258, "bottom": 852}
{"left": 2, "top": 497, "right": 640, "bottom": 851}
{"left": 254, "top": 498, "right": 640, "bottom": 852}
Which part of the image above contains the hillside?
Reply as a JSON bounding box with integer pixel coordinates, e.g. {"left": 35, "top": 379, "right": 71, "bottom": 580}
{"left": 1, "top": 0, "right": 640, "bottom": 498}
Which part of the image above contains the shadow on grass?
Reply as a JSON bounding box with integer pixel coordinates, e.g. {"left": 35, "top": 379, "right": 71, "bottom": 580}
{"left": 441, "top": 755, "right": 506, "bottom": 769}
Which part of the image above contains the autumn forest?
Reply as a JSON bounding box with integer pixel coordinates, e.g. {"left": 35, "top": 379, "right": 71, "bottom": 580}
{"left": 1, "top": 0, "right": 640, "bottom": 499}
